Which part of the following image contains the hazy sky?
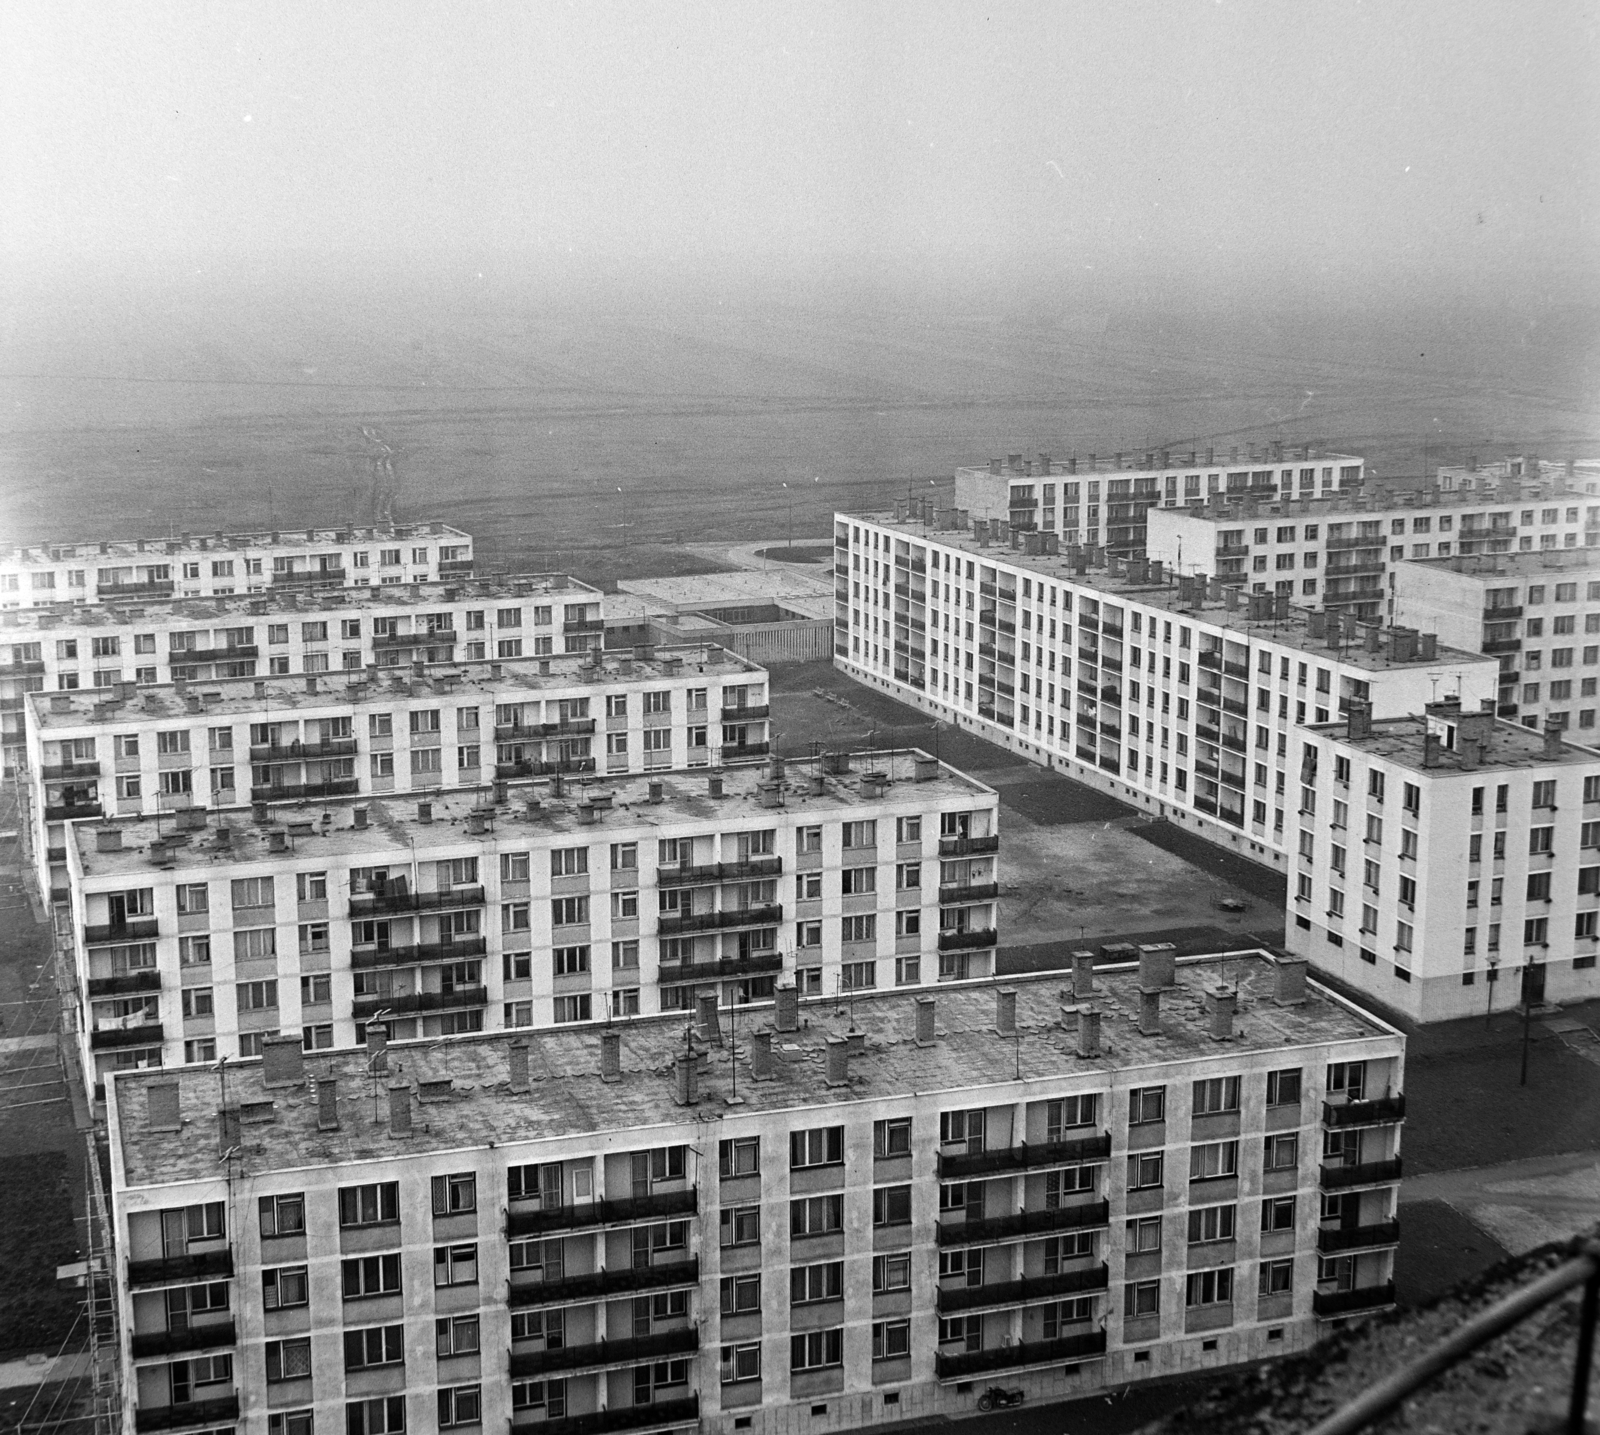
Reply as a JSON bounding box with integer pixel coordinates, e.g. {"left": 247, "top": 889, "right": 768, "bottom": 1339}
{"left": 3, "top": 1, "right": 1595, "bottom": 300}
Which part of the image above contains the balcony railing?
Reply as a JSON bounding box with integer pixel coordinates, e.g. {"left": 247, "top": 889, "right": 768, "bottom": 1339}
{"left": 271, "top": 568, "right": 345, "bottom": 585}
{"left": 936, "top": 1263, "right": 1110, "bottom": 1315}
{"left": 511, "top": 1396, "right": 698, "bottom": 1435}
{"left": 938, "top": 928, "right": 997, "bottom": 952}
{"left": 1484, "top": 638, "right": 1523, "bottom": 654}
{"left": 495, "top": 757, "right": 598, "bottom": 779}
{"left": 87, "top": 971, "right": 161, "bottom": 997}
{"left": 506, "top": 1188, "right": 698, "bottom": 1238}
{"left": 657, "top": 904, "right": 783, "bottom": 937}
{"left": 509, "top": 1326, "right": 699, "bottom": 1379}
{"left": 1483, "top": 605, "right": 1524, "bottom": 620}
{"left": 658, "top": 953, "right": 785, "bottom": 985}
{"left": 934, "top": 1329, "right": 1107, "bottom": 1379}
{"left": 130, "top": 1321, "right": 237, "bottom": 1359}
{"left": 1320, "top": 1157, "right": 1403, "bottom": 1190}
{"left": 937, "top": 881, "right": 999, "bottom": 904}
{"left": 938, "top": 834, "right": 1000, "bottom": 857}
{"left": 936, "top": 1133, "right": 1111, "bottom": 1179}
{"left": 657, "top": 857, "right": 782, "bottom": 888}
{"left": 90, "top": 1023, "right": 163, "bottom": 1051}
{"left": 251, "top": 779, "right": 360, "bottom": 802}
{"left": 1312, "top": 1282, "right": 1397, "bottom": 1317}
{"left": 507, "top": 1259, "right": 700, "bottom": 1310}
{"left": 83, "top": 918, "right": 159, "bottom": 945}
{"left": 563, "top": 619, "right": 605, "bottom": 635}
{"left": 249, "top": 738, "right": 359, "bottom": 761}
{"left": 438, "top": 559, "right": 475, "bottom": 574}
{"left": 128, "top": 1249, "right": 234, "bottom": 1288}
{"left": 350, "top": 937, "right": 488, "bottom": 970}
{"left": 372, "top": 630, "right": 458, "bottom": 648}
{"left": 352, "top": 986, "right": 488, "bottom": 1020}
{"left": 40, "top": 761, "right": 102, "bottom": 780}
{"left": 721, "top": 704, "right": 770, "bottom": 722}
{"left": 936, "top": 1199, "right": 1111, "bottom": 1247}
{"left": 0, "top": 659, "right": 47, "bottom": 675}
{"left": 1317, "top": 1220, "right": 1401, "bottom": 1255}
{"left": 45, "top": 802, "right": 104, "bottom": 822}
{"left": 1323, "top": 1095, "right": 1407, "bottom": 1127}
{"left": 99, "top": 581, "right": 175, "bottom": 598}
{"left": 349, "top": 885, "right": 486, "bottom": 917}
{"left": 169, "top": 645, "right": 259, "bottom": 665}
{"left": 720, "top": 741, "right": 771, "bottom": 760}
{"left": 134, "top": 1395, "right": 241, "bottom": 1433}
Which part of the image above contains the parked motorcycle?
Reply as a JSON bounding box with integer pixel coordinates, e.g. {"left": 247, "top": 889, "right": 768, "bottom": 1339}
{"left": 976, "top": 1386, "right": 1025, "bottom": 1412}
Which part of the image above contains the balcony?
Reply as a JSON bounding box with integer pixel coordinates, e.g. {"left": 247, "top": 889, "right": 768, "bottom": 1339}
{"left": 563, "top": 619, "right": 605, "bottom": 635}
{"left": 84, "top": 918, "right": 159, "bottom": 945}
{"left": 351, "top": 986, "right": 487, "bottom": 1020}
{"left": 934, "top": 1329, "right": 1107, "bottom": 1380}
{"left": 1323, "top": 1095, "right": 1406, "bottom": 1127}
{"left": 45, "top": 802, "right": 103, "bottom": 822}
{"left": 1197, "top": 650, "right": 1223, "bottom": 670}
{"left": 1320, "top": 1157, "right": 1403, "bottom": 1190}
{"left": 40, "top": 761, "right": 102, "bottom": 780}
{"left": 495, "top": 757, "right": 598, "bottom": 779}
{"left": 371, "top": 630, "right": 457, "bottom": 648}
{"left": 657, "top": 904, "right": 783, "bottom": 936}
{"left": 99, "top": 581, "right": 175, "bottom": 599}
{"left": 509, "top": 1326, "right": 699, "bottom": 1379}
{"left": 512, "top": 1396, "right": 698, "bottom": 1435}
{"left": 169, "top": 645, "right": 259, "bottom": 665}
{"left": 135, "top": 1395, "right": 241, "bottom": 1433}
{"left": 658, "top": 952, "right": 785, "bottom": 985}
{"left": 936, "top": 1199, "right": 1110, "bottom": 1248}
{"left": 128, "top": 1249, "right": 234, "bottom": 1288}
{"left": 1313, "top": 1282, "right": 1397, "bottom": 1318}
{"left": 508, "top": 1259, "right": 700, "bottom": 1310}
{"left": 1483, "top": 638, "right": 1523, "bottom": 654}
{"left": 87, "top": 971, "right": 161, "bottom": 997}
{"left": 938, "top": 928, "right": 997, "bottom": 952}
{"left": 1317, "top": 1220, "right": 1401, "bottom": 1255}
{"left": 248, "top": 738, "right": 359, "bottom": 761}
{"left": 350, "top": 936, "right": 488, "bottom": 970}
{"left": 90, "top": 1023, "right": 163, "bottom": 1051}
{"left": 657, "top": 857, "right": 783, "bottom": 888}
{"left": 130, "top": 1321, "right": 237, "bottom": 1359}
{"left": 438, "top": 558, "right": 475, "bottom": 574}
{"left": 936, "top": 1263, "right": 1109, "bottom": 1315}
{"left": 1326, "top": 534, "right": 1385, "bottom": 550}
{"left": 721, "top": 742, "right": 771, "bottom": 760}
{"left": 250, "top": 779, "right": 360, "bottom": 802}
{"left": 720, "top": 704, "right": 770, "bottom": 722}
{"left": 1325, "top": 561, "right": 1386, "bottom": 578}
{"left": 270, "top": 568, "right": 345, "bottom": 586}
{"left": 938, "top": 834, "right": 1000, "bottom": 857}
{"left": 1221, "top": 696, "right": 1249, "bottom": 717}
{"left": 506, "top": 1188, "right": 698, "bottom": 1238}
{"left": 349, "top": 885, "right": 486, "bottom": 917}
{"left": 1483, "top": 605, "right": 1524, "bottom": 621}
{"left": 0, "top": 659, "right": 46, "bottom": 675}
{"left": 937, "top": 881, "right": 999, "bottom": 905}
{"left": 936, "top": 1133, "right": 1111, "bottom": 1180}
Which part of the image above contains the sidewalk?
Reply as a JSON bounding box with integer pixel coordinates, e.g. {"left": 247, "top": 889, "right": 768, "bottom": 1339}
{"left": 1401, "top": 1150, "right": 1600, "bottom": 1256}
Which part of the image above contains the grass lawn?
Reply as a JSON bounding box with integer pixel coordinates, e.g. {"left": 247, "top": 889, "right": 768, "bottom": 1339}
{"left": 0, "top": 1154, "right": 82, "bottom": 1359}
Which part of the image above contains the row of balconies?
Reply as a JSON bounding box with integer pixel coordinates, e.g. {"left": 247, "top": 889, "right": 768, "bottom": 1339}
{"left": 657, "top": 904, "right": 784, "bottom": 936}
{"left": 350, "top": 936, "right": 489, "bottom": 970}
{"left": 657, "top": 952, "right": 785, "bottom": 985}
{"left": 656, "top": 857, "right": 783, "bottom": 888}
{"left": 248, "top": 738, "right": 360, "bottom": 761}
{"left": 251, "top": 779, "right": 361, "bottom": 802}
{"left": 372, "top": 630, "right": 457, "bottom": 648}
{"left": 938, "top": 835, "right": 999, "bottom": 857}
{"left": 933, "top": 1329, "right": 1108, "bottom": 1379}
{"left": 510, "top": 1395, "right": 699, "bottom": 1435}
{"left": 933, "top": 1262, "right": 1108, "bottom": 1316}
{"left": 935, "top": 1132, "right": 1111, "bottom": 1180}
{"left": 351, "top": 986, "right": 488, "bottom": 1020}
{"left": 507, "top": 1258, "right": 700, "bottom": 1311}
{"left": 509, "top": 1326, "right": 698, "bottom": 1380}
{"left": 350, "top": 885, "right": 486, "bottom": 917}
{"left": 507, "top": 1188, "right": 698, "bottom": 1239}
{"left": 495, "top": 719, "right": 600, "bottom": 739}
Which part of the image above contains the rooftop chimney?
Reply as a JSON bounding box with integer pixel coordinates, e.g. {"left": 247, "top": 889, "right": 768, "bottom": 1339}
{"left": 825, "top": 1035, "right": 850, "bottom": 1088}
{"left": 388, "top": 1082, "right": 413, "bottom": 1138}
{"left": 417, "top": 801, "right": 433, "bottom": 824}
{"left": 252, "top": 801, "right": 269, "bottom": 824}
{"left": 600, "top": 1030, "right": 622, "bottom": 1083}
{"left": 353, "top": 806, "right": 370, "bottom": 829}
{"left": 1274, "top": 954, "right": 1309, "bottom": 1006}
{"left": 1207, "top": 985, "right": 1237, "bottom": 1041}
{"left": 147, "top": 1082, "right": 181, "bottom": 1132}
{"left": 775, "top": 982, "right": 800, "bottom": 1033}
{"left": 261, "top": 1035, "right": 304, "bottom": 1088}
{"left": 1076, "top": 1006, "right": 1101, "bottom": 1059}
{"left": 995, "top": 988, "right": 1017, "bottom": 1037}
{"left": 750, "top": 1028, "right": 774, "bottom": 1081}
{"left": 1347, "top": 699, "right": 1372, "bottom": 742}
{"left": 914, "top": 995, "right": 936, "bottom": 1047}
{"left": 316, "top": 1077, "right": 340, "bottom": 1131}
{"left": 647, "top": 780, "right": 664, "bottom": 804}
{"left": 1545, "top": 719, "right": 1565, "bottom": 759}
{"left": 1071, "top": 949, "right": 1095, "bottom": 1000}
{"left": 708, "top": 774, "right": 725, "bottom": 798}
{"left": 267, "top": 829, "right": 288, "bottom": 854}
{"left": 809, "top": 773, "right": 826, "bottom": 797}
{"left": 365, "top": 1021, "right": 388, "bottom": 1073}
{"left": 305, "top": 675, "right": 318, "bottom": 694}
{"left": 673, "top": 1053, "right": 698, "bottom": 1106}
{"left": 1138, "top": 988, "right": 1162, "bottom": 1036}
{"left": 1137, "top": 943, "right": 1177, "bottom": 991}
{"left": 466, "top": 812, "right": 487, "bottom": 836}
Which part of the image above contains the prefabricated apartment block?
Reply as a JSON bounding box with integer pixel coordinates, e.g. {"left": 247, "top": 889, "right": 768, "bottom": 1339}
{"left": 1291, "top": 698, "right": 1600, "bottom": 1023}
{"left": 25, "top": 644, "right": 772, "bottom": 902}
{"left": 953, "top": 446, "right": 1365, "bottom": 558}
{"left": 0, "top": 523, "right": 474, "bottom": 608}
{"left": 105, "top": 950, "right": 1404, "bottom": 1435}
{"left": 1145, "top": 482, "right": 1600, "bottom": 623}
{"left": 66, "top": 749, "right": 999, "bottom": 1091}
{"left": 832, "top": 512, "right": 1498, "bottom": 878}
{"left": 1391, "top": 549, "right": 1600, "bottom": 734}
{"left": 0, "top": 572, "right": 603, "bottom": 761}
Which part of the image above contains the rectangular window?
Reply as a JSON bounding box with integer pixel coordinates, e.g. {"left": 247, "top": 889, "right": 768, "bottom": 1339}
{"left": 1265, "top": 1068, "right": 1302, "bottom": 1105}
{"left": 1189, "top": 1141, "right": 1239, "bottom": 1181}
{"left": 719, "top": 1137, "right": 760, "bottom": 1178}
{"left": 262, "top": 1265, "right": 308, "bottom": 1310}
{"left": 1192, "top": 1076, "right": 1241, "bottom": 1114}
{"left": 266, "top": 1338, "right": 312, "bottom": 1382}
{"left": 873, "top": 1117, "right": 912, "bottom": 1157}
{"left": 343, "top": 1325, "right": 405, "bottom": 1371}
{"left": 790, "top": 1328, "right": 844, "bottom": 1372}
{"left": 431, "top": 1173, "right": 477, "bottom": 1215}
{"left": 789, "top": 1194, "right": 844, "bottom": 1236}
{"left": 1187, "top": 1204, "right": 1236, "bottom": 1244}
{"left": 1261, "top": 1196, "right": 1296, "bottom": 1232}
{"left": 258, "top": 1193, "right": 305, "bottom": 1238}
{"left": 790, "top": 1127, "right": 844, "bottom": 1168}
{"left": 790, "top": 1261, "right": 844, "bottom": 1305}
{"left": 433, "top": 1244, "right": 478, "bottom": 1287}
{"left": 338, "top": 1183, "right": 399, "bottom": 1228}
{"left": 720, "top": 1274, "right": 761, "bottom": 1315}
{"left": 1129, "top": 1086, "right": 1166, "bottom": 1124}
{"left": 1185, "top": 1268, "right": 1235, "bottom": 1307}
{"left": 1128, "top": 1152, "right": 1164, "bottom": 1190}
{"left": 872, "top": 1185, "right": 912, "bottom": 1226}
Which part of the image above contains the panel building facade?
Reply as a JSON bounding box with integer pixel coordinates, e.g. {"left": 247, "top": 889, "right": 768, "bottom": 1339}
{"left": 66, "top": 750, "right": 999, "bottom": 1091}
{"left": 0, "top": 523, "right": 473, "bottom": 609}
{"left": 106, "top": 952, "right": 1404, "bottom": 1435}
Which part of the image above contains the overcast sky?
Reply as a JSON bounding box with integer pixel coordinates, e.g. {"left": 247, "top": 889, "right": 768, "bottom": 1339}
{"left": 2, "top": 1, "right": 1595, "bottom": 301}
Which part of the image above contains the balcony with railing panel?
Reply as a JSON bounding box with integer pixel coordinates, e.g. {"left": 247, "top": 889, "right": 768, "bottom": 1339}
{"left": 934, "top": 1329, "right": 1107, "bottom": 1379}
{"left": 505, "top": 1188, "right": 697, "bottom": 1238}
{"left": 507, "top": 1258, "right": 701, "bottom": 1310}
{"left": 351, "top": 986, "right": 488, "bottom": 1020}
{"left": 937, "top": 928, "right": 997, "bottom": 952}
{"left": 134, "top": 1395, "right": 241, "bottom": 1432}
{"left": 936, "top": 1132, "right": 1110, "bottom": 1179}
{"left": 83, "top": 918, "right": 159, "bottom": 945}
{"left": 349, "top": 885, "right": 486, "bottom": 917}
{"left": 936, "top": 1199, "right": 1110, "bottom": 1248}
{"left": 1312, "top": 1282, "right": 1396, "bottom": 1317}
{"left": 1323, "top": 1095, "right": 1406, "bottom": 1128}
{"left": 127, "top": 1248, "right": 234, "bottom": 1288}
{"left": 657, "top": 904, "right": 783, "bottom": 936}
{"left": 510, "top": 1397, "right": 699, "bottom": 1435}
{"left": 1317, "top": 1220, "right": 1400, "bottom": 1255}
{"left": 130, "top": 1320, "right": 237, "bottom": 1360}
{"left": 938, "top": 834, "right": 999, "bottom": 857}
{"left": 1320, "top": 1158, "right": 1403, "bottom": 1190}
{"left": 350, "top": 936, "right": 487, "bottom": 970}
{"left": 935, "top": 1263, "right": 1109, "bottom": 1315}
{"left": 657, "top": 952, "right": 785, "bottom": 985}
{"left": 508, "top": 1326, "right": 699, "bottom": 1379}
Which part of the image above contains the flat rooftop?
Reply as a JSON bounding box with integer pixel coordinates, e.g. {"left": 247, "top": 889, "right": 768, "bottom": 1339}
{"left": 956, "top": 450, "right": 1362, "bottom": 480}
{"left": 28, "top": 644, "right": 764, "bottom": 731}
{"left": 72, "top": 748, "right": 992, "bottom": 881}
{"left": 0, "top": 573, "right": 598, "bottom": 634}
{"left": 852, "top": 513, "right": 1494, "bottom": 676}
{"left": 110, "top": 953, "right": 1395, "bottom": 1187}
{"left": 1307, "top": 713, "right": 1599, "bottom": 773}
{"left": 4, "top": 523, "right": 471, "bottom": 565}
{"left": 619, "top": 570, "right": 835, "bottom": 609}
{"left": 1156, "top": 486, "right": 1588, "bottom": 523}
{"left": 1403, "top": 550, "right": 1600, "bottom": 581}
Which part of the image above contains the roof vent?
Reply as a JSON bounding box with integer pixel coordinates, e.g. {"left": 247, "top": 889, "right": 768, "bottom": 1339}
{"left": 750, "top": 1028, "right": 774, "bottom": 1081}
{"left": 508, "top": 1040, "right": 530, "bottom": 1092}
{"left": 708, "top": 774, "right": 725, "bottom": 799}
{"left": 316, "top": 1077, "right": 340, "bottom": 1131}
{"left": 387, "top": 1083, "right": 413, "bottom": 1137}
{"left": 913, "top": 995, "right": 936, "bottom": 1047}
{"left": 261, "top": 1035, "right": 304, "bottom": 1088}
{"left": 1076, "top": 1007, "right": 1102, "bottom": 1059}
{"left": 417, "top": 801, "right": 433, "bottom": 824}
{"left": 995, "top": 988, "right": 1017, "bottom": 1037}
{"left": 1207, "top": 985, "right": 1238, "bottom": 1041}
{"left": 1138, "top": 988, "right": 1162, "bottom": 1036}
{"left": 824, "top": 1035, "right": 850, "bottom": 1088}
{"left": 775, "top": 982, "right": 800, "bottom": 1033}
{"left": 267, "top": 830, "right": 288, "bottom": 854}
{"left": 600, "top": 1030, "right": 622, "bottom": 1083}
{"left": 365, "top": 1021, "right": 388, "bottom": 1073}
{"left": 1137, "top": 943, "right": 1177, "bottom": 991}
{"left": 95, "top": 827, "right": 123, "bottom": 853}
{"left": 1071, "top": 949, "right": 1095, "bottom": 1000}
{"left": 673, "top": 1053, "right": 699, "bottom": 1106}
{"left": 697, "top": 992, "right": 723, "bottom": 1047}
{"left": 1274, "top": 954, "right": 1309, "bottom": 1006}
{"left": 353, "top": 806, "right": 369, "bottom": 829}
{"left": 466, "top": 812, "right": 487, "bottom": 836}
